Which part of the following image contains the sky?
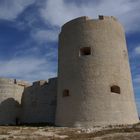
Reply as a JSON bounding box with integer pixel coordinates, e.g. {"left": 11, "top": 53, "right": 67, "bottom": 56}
{"left": 0, "top": 0, "right": 140, "bottom": 115}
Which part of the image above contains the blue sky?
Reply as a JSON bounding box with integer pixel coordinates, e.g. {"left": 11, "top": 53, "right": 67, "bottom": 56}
{"left": 0, "top": 0, "right": 140, "bottom": 115}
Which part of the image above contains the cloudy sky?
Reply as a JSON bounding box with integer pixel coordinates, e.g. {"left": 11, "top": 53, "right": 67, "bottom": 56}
{"left": 0, "top": 0, "right": 140, "bottom": 114}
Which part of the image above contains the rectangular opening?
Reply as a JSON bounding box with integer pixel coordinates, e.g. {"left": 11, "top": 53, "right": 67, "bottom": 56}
{"left": 80, "top": 47, "right": 91, "bottom": 56}
{"left": 110, "top": 85, "right": 120, "bottom": 94}
{"left": 63, "top": 89, "right": 69, "bottom": 97}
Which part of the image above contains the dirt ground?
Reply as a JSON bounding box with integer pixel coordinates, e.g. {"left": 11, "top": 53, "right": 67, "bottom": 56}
{"left": 0, "top": 123, "right": 140, "bottom": 140}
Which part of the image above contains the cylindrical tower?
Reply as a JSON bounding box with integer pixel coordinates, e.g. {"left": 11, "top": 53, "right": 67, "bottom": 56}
{"left": 0, "top": 78, "right": 24, "bottom": 125}
{"left": 55, "top": 16, "right": 139, "bottom": 127}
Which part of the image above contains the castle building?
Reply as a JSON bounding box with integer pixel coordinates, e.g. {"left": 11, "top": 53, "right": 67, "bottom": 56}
{"left": 0, "top": 16, "right": 139, "bottom": 127}
{"left": 55, "top": 16, "right": 139, "bottom": 127}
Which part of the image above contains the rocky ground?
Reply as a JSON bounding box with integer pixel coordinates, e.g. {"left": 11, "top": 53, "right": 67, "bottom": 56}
{"left": 0, "top": 123, "right": 140, "bottom": 140}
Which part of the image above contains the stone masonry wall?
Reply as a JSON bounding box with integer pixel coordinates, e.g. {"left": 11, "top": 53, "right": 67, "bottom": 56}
{"left": 20, "top": 78, "right": 57, "bottom": 124}
{"left": 0, "top": 78, "right": 27, "bottom": 125}
{"left": 55, "top": 16, "right": 139, "bottom": 127}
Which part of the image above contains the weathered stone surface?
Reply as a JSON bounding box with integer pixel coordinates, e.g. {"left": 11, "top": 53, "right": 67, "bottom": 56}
{"left": 55, "top": 16, "right": 139, "bottom": 127}
{"left": 0, "top": 78, "right": 25, "bottom": 125}
{"left": 20, "top": 78, "right": 57, "bottom": 124}
{"left": 0, "top": 77, "right": 57, "bottom": 125}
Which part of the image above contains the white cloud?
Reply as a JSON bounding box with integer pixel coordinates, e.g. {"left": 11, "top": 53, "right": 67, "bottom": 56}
{"left": 40, "top": 0, "right": 140, "bottom": 32}
{"left": 134, "top": 46, "right": 140, "bottom": 55}
{"left": 0, "top": 57, "right": 56, "bottom": 82}
{"left": 0, "top": 0, "right": 35, "bottom": 20}
{"left": 31, "top": 29, "right": 59, "bottom": 43}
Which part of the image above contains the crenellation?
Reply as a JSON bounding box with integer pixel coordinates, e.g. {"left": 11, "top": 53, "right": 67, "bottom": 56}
{"left": 33, "top": 80, "right": 48, "bottom": 86}
{"left": 61, "top": 16, "right": 122, "bottom": 35}
{"left": 98, "top": 15, "right": 117, "bottom": 21}
{"left": 0, "top": 77, "right": 15, "bottom": 84}
{"left": 16, "top": 80, "right": 31, "bottom": 87}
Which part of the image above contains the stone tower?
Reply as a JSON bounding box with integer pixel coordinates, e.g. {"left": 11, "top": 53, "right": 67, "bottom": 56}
{"left": 55, "top": 16, "right": 139, "bottom": 127}
{"left": 0, "top": 78, "right": 26, "bottom": 125}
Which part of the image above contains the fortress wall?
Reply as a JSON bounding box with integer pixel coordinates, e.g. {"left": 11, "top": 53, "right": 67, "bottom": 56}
{"left": 20, "top": 78, "right": 57, "bottom": 124}
{"left": 14, "top": 80, "right": 31, "bottom": 104}
{"left": 0, "top": 78, "right": 26, "bottom": 125}
{"left": 55, "top": 16, "right": 139, "bottom": 127}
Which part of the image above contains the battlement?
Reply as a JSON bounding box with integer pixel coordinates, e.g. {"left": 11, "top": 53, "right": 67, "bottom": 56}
{"left": 0, "top": 77, "right": 31, "bottom": 87}
{"left": 32, "top": 77, "right": 57, "bottom": 87}
{"left": 0, "top": 77, "right": 15, "bottom": 84}
{"left": 0, "top": 77, "right": 57, "bottom": 88}
{"left": 48, "top": 77, "right": 57, "bottom": 84}
{"left": 15, "top": 80, "right": 31, "bottom": 87}
{"left": 61, "top": 15, "right": 119, "bottom": 32}
{"left": 33, "top": 80, "right": 48, "bottom": 86}
{"left": 98, "top": 15, "right": 117, "bottom": 20}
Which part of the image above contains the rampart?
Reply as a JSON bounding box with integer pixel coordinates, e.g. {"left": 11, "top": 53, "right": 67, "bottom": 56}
{"left": 0, "top": 78, "right": 28, "bottom": 125}
{"left": 20, "top": 78, "right": 57, "bottom": 124}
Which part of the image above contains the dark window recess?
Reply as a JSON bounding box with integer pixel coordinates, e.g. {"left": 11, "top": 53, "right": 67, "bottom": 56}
{"left": 63, "top": 89, "right": 70, "bottom": 97}
{"left": 110, "top": 85, "right": 121, "bottom": 94}
{"left": 80, "top": 47, "right": 91, "bottom": 56}
{"left": 99, "top": 15, "right": 104, "bottom": 20}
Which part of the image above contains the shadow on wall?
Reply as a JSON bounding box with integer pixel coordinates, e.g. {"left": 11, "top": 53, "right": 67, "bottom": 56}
{"left": 0, "top": 98, "right": 20, "bottom": 125}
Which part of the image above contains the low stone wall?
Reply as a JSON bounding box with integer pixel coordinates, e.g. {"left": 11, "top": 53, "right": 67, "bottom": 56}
{"left": 0, "top": 78, "right": 27, "bottom": 125}
{"left": 20, "top": 78, "right": 57, "bottom": 124}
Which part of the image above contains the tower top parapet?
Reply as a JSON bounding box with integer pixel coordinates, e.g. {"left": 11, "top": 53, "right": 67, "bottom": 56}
{"left": 0, "top": 77, "right": 31, "bottom": 87}
{"left": 61, "top": 15, "right": 119, "bottom": 32}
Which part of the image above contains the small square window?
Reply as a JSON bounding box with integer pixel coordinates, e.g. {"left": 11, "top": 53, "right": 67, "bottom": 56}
{"left": 63, "top": 89, "right": 69, "bottom": 97}
{"left": 79, "top": 47, "right": 91, "bottom": 56}
{"left": 110, "top": 85, "right": 120, "bottom": 94}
